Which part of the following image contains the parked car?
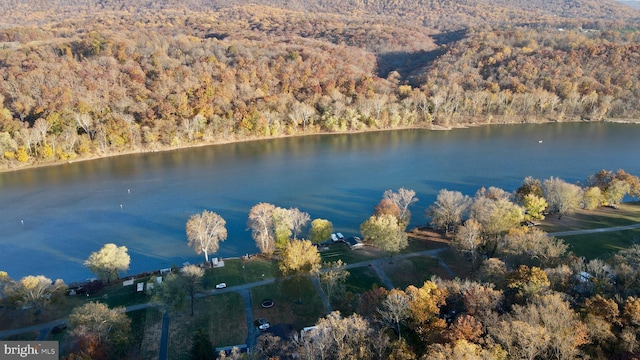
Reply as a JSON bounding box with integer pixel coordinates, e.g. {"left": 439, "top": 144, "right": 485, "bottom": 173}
{"left": 215, "top": 282, "right": 227, "bottom": 289}
{"left": 336, "top": 232, "right": 345, "bottom": 241}
{"left": 331, "top": 233, "right": 339, "bottom": 242}
{"left": 259, "top": 323, "right": 270, "bottom": 331}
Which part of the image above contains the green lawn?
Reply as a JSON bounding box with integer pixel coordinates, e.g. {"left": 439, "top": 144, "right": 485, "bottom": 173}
{"left": 90, "top": 278, "right": 153, "bottom": 308}
{"left": 538, "top": 202, "right": 640, "bottom": 260}
{"left": 202, "top": 257, "right": 278, "bottom": 290}
{"left": 382, "top": 256, "right": 442, "bottom": 290}
{"left": 128, "top": 307, "right": 162, "bottom": 359}
{"left": 251, "top": 277, "right": 326, "bottom": 329}
{"left": 345, "top": 266, "right": 385, "bottom": 293}
{"left": 561, "top": 229, "right": 640, "bottom": 260}
{"left": 539, "top": 202, "right": 640, "bottom": 233}
{"left": 168, "top": 292, "right": 246, "bottom": 360}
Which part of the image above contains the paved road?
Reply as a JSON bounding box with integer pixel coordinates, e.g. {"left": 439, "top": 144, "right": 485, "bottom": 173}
{"left": 0, "top": 248, "right": 450, "bottom": 342}
{"left": 311, "top": 276, "right": 333, "bottom": 314}
{"left": 158, "top": 312, "right": 170, "bottom": 360}
{"left": 239, "top": 288, "right": 258, "bottom": 349}
{"left": 548, "top": 223, "right": 640, "bottom": 237}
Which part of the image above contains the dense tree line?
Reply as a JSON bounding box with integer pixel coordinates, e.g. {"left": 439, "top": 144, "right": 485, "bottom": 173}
{"left": 0, "top": 1, "right": 638, "bottom": 170}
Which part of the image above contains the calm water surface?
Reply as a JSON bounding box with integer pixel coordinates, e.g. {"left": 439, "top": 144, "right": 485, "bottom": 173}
{"left": 0, "top": 122, "right": 638, "bottom": 282}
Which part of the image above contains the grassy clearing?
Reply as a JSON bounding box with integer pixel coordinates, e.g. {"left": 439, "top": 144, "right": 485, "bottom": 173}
{"left": 536, "top": 202, "right": 640, "bottom": 260}
{"left": 128, "top": 307, "right": 162, "bottom": 359}
{"left": 91, "top": 279, "right": 153, "bottom": 308}
{"left": 202, "top": 257, "right": 278, "bottom": 290}
{"left": 562, "top": 229, "right": 640, "bottom": 260}
{"left": 382, "top": 256, "right": 442, "bottom": 289}
{"left": 539, "top": 202, "right": 640, "bottom": 233}
{"left": 138, "top": 309, "right": 163, "bottom": 360}
{"left": 344, "top": 266, "right": 385, "bottom": 293}
{"left": 438, "top": 248, "right": 473, "bottom": 279}
{"left": 251, "top": 277, "right": 326, "bottom": 330}
{"left": 168, "top": 292, "right": 246, "bottom": 360}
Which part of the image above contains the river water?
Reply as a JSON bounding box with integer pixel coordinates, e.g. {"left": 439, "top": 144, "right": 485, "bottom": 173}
{"left": 0, "top": 122, "right": 638, "bottom": 283}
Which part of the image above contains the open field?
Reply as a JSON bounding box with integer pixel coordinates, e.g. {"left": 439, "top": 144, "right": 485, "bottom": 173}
{"left": 168, "top": 292, "right": 246, "bottom": 360}
{"left": 540, "top": 202, "right": 640, "bottom": 259}
{"left": 382, "top": 256, "right": 445, "bottom": 290}
{"left": 251, "top": 278, "right": 326, "bottom": 331}
{"left": 202, "top": 257, "right": 279, "bottom": 290}
{"left": 540, "top": 202, "right": 640, "bottom": 232}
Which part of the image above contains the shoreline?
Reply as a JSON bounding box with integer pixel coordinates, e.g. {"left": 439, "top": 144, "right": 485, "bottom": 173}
{"left": 1, "top": 117, "right": 638, "bottom": 174}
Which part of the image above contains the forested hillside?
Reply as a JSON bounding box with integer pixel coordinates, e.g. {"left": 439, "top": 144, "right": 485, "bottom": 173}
{"left": 0, "top": 0, "right": 639, "bottom": 170}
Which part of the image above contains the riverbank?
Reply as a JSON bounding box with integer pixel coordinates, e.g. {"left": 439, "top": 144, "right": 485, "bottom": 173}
{"left": 5, "top": 115, "right": 633, "bottom": 174}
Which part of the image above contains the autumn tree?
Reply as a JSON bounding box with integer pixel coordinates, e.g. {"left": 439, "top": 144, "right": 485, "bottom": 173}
{"left": 514, "top": 176, "right": 543, "bottom": 202}
{"left": 583, "top": 186, "right": 603, "bottom": 210}
{"left": 360, "top": 213, "right": 408, "bottom": 255}
{"left": 374, "top": 198, "right": 402, "bottom": 220}
{"left": 469, "top": 195, "right": 524, "bottom": 239}
{"left": 543, "top": 177, "right": 583, "bottom": 219}
{"left": 382, "top": 188, "right": 418, "bottom": 228}
{"left": 507, "top": 265, "right": 550, "bottom": 300}
{"left": 279, "top": 239, "right": 321, "bottom": 276}
{"left": 186, "top": 210, "right": 227, "bottom": 263}
{"left": 309, "top": 218, "right": 334, "bottom": 244}
{"left": 68, "top": 302, "right": 131, "bottom": 359}
{"left": 5, "top": 275, "right": 66, "bottom": 321}
{"left": 358, "top": 287, "right": 389, "bottom": 322}
{"left": 497, "top": 227, "right": 568, "bottom": 268}
{"left": 426, "top": 189, "right": 472, "bottom": 232}
{"left": 84, "top": 243, "right": 130, "bottom": 283}
{"left": 505, "top": 293, "right": 588, "bottom": 359}
{"left": 521, "top": 193, "right": 548, "bottom": 221}
{"left": 247, "top": 202, "right": 276, "bottom": 256}
{"left": 406, "top": 281, "right": 448, "bottom": 343}
{"left": 426, "top": 339, "right": 506, "bottom": 360}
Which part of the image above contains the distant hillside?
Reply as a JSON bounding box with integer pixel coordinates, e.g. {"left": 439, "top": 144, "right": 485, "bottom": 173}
{"left": 0, "top": 0, "right": 638, "bottom": 29}
{"left": 0, "top": 0, "right": 639, "bottom": 171}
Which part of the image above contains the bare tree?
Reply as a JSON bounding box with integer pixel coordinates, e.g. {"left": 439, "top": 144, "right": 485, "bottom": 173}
{"left": 289, "top": 207, "right": 310, "bottom": 240}
{"left": 383, "top": 188, "right": 418, "bottom": 228}
{"left": 378, "top": 289, "right": 411, "bottom": 340}
{"left": 453, "top": 219, "right": 484, "bottom": 267}
{"left": 318, "top": 260, "right": 350, "bottom": 301}
{"left": 248, "top": 203, "right": 276, "bottom": 256}
{"left": 68, "top": 302, "right": 131, "bottom": 358}
{"left": 5, "top": 275, "right": 66, "bottom": 321}
{"left": 427, "top": 189, "right": 472, "bottom": 232}
{"left": 186, "top": 210, "right": 227, "bottom": 263}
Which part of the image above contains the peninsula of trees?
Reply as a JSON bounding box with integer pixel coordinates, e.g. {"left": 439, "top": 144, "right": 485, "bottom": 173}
{"left": 0, "top": 0, "right": 639, "bottom": 170}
